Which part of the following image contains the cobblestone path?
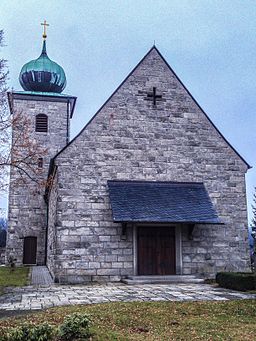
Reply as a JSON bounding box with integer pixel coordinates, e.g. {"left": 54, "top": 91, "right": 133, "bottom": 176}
{"left": 0, "top": 283, "right": 255, "bottom": 311}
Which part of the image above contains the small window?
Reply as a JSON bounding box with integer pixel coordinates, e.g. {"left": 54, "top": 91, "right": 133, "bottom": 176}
{"left": 38, "top": 158, "right": 43, "bottom": 168}
{"left": 35, "top": 114, "right": 48, "bottom": 132}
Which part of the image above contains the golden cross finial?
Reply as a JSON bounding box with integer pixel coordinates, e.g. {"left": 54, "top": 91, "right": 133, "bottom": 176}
{"left": 41, "top": 20, "right": 49, "bottom": 40}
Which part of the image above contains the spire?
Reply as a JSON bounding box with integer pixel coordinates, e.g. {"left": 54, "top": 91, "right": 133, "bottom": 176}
{"left": 41, "top": 40, "right": 47, "bottom": 56}
{"left": 19, "top": 20, "right": 66, "bottom": 93}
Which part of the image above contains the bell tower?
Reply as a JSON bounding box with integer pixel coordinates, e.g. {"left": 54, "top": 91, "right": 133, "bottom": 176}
{"left": 6, "top": 22, "right": 76, "bottom": 265}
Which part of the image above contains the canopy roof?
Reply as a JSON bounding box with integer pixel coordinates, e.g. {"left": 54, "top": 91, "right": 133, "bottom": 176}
{"left": 108, "top": 180, "right": 222, "bottom": 224}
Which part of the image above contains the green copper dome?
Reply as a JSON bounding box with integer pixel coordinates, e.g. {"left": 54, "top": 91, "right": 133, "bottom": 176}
{"left": 19, "top": 40, "right": 66, "bottom": 93}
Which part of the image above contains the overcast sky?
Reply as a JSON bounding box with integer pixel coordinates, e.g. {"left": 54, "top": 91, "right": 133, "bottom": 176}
{"left": 0, "top": 0, "right": 255, "bottom": 222}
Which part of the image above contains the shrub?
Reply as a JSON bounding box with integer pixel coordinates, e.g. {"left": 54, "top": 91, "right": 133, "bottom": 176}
{"left": 7, "top": 254, "right": 17, "bottom": 270}
{"left": 0, "top": 333, "right": 8, "bottom": 341}
{"left": 6, "top": 323, "right": 54, "bottom": 341}
{"left": 29, "top": 323, "right": 55, "bottom": 341}
{"left": 59, "top": 312, "right": 91, "bottom": 340}
{"left": 7, "top": 325, "right": 30, "bottom": 341}
{"left": 216, "top": 272, "right": 256, "bottom": 291}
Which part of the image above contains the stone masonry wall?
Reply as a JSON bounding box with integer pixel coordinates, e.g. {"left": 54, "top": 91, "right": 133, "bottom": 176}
{"left": 6, "top": 97, "right": 70, "bottom": 265}
{"left": 51, "top": 48, "right": 250, "bottom": 283}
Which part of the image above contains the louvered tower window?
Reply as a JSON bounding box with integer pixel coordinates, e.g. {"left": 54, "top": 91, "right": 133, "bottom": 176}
{"left": 38, "top": 158, "right": 43, "bottom": 168}
{"left": 35, "top": 114, "right": 48, "bottom": 132}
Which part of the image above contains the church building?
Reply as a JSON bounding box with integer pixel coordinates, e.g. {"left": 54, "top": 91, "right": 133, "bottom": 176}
{"left": 6, "top": 25, "right": 251, "bottom": 283}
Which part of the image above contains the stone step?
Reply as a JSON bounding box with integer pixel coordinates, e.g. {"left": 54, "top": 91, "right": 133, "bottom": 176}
{"left": 122, "top": 275, "right": 204, "bottom": 285}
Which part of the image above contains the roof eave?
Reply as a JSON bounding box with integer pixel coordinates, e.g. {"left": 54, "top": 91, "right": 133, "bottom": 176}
{"left": 7, "top": 91, "right": 77, "bottom": 119}
{"left": 113, "top": 219, "right": 224, "bottom": 225}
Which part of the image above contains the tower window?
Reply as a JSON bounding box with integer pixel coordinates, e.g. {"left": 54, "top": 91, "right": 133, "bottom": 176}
{"left": 38, "top": 158, "right": 43, "bottom": 168}
{"left": 35, "top": 114, "right": 48, "bottom": 132}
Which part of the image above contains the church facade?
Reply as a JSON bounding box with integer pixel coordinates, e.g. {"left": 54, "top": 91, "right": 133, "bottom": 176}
{"left": 6, "top": 36, "right": 251, "bottom": 283}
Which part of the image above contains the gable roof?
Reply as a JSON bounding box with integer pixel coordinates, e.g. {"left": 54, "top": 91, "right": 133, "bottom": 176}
{"left": 52, "top": 46, "right": 251, "bottom": 169}
{"left": 108, "top": 180, "right": 222, "bottom": 224}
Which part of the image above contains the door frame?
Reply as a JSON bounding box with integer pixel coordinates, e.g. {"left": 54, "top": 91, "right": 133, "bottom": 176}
{"left": 133, "top": 224, "right": 182, "bottom": 276}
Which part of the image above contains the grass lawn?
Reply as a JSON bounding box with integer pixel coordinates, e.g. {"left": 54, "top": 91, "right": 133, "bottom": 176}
{"left": 0, "top": 267, "right": 30, "bottom": 292}
{"left": 0, "top": 300, "right": 255, "bottom": 340}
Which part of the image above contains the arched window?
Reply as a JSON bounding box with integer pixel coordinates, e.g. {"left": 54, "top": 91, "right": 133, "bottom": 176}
{"left": 35, "top": 114, "right": 48, "bottom": 132}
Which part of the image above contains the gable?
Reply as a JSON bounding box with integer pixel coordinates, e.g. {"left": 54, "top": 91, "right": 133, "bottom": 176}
{"left": 54, "top": 46, "right": 250, "bottom": 170}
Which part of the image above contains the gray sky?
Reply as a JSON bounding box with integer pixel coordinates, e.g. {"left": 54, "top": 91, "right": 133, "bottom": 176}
{"left": 0, "top": 0, "right": 255, "bottom": 222}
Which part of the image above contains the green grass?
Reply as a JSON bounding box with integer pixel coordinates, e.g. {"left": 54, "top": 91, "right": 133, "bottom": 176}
{"left": 0, "top": 267, "right": 30, "bottom": 288}
{"left": 0, "top": 300, "right": 255, "bottom": 340}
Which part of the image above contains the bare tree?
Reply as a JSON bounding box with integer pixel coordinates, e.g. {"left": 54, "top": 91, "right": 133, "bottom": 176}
{"left": 0, "top": 30, "right": 47, "bottom": 192}
{"left": 0, "top": 29, "right": 10, "bottom": 192}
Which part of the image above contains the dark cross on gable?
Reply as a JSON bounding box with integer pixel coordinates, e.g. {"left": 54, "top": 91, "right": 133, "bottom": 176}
{"left": 146, "top": 87, "right": 162, "bottom": 105}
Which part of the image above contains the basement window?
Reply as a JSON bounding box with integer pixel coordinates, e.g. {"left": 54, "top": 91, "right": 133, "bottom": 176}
{"left": 35, "top": 114, "right": 48, "bottom": 132}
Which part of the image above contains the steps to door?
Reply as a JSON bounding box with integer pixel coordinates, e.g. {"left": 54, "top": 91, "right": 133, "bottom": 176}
{"left": 122, "top": 275, "right": 204, "bottom": 285}
{"left": 31, "top": 266, "right": 54, "bottom": 285}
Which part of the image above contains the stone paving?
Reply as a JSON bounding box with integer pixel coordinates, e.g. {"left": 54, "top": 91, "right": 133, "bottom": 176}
{"left": 31, "top": 266, "right": 54, "bottom": 286}
{"left": 0, "top": 283, "right": 255, "bottom": 311}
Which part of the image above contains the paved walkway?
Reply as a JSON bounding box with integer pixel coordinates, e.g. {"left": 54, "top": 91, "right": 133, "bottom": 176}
{"left": 31, "top": 266, "right": 54, "bottom": 285}
{"left": 0, "top": 283, "right": 255, "bottom": 311}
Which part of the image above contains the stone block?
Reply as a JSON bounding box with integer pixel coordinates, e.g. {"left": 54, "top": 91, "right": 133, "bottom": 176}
{"left": 121, "top": 268, "right": 134, "bottom": 276}
{"left": 99, "top": 236, "right": 111, "bottom": 242}
{"left": 60, "top": 235, "right": 80, "bottom": 243}
{"left": 89, "top": 262, "right": 101, "bottom": 269}
{"left": 112, "top": 262, "right": 123, "bottom": 268}
{"left": 97, "top": 269, "right": 120, "bottom": 276}
{"left": 105, "top": 255, "right": 118, "bottom": 262}
{"left": 123, "top": 262, "right": 133, "bottom": 268}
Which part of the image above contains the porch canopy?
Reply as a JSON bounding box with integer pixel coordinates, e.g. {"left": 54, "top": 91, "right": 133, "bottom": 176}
{"left": 107, "top": 180, "right": 221, "bottom": 224}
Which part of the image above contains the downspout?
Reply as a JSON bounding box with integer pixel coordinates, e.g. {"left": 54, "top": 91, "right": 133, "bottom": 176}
{"left": 66, "top": 100, "right": 70, "bottom": 145}
{"left": 44, "top": 158, "right": 55, "bottom": 266}
{"left": 44, "top": 198, "right": 49, "bottom": 266}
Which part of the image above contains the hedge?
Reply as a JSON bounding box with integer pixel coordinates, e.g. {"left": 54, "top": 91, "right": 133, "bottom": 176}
{"left": 216, "top": 272, "right": 256, "bottom": 291}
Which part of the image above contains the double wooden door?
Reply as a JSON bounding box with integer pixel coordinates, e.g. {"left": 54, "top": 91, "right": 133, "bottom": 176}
{"left": 138, "top": 226, "right": 176, "bottom": 275}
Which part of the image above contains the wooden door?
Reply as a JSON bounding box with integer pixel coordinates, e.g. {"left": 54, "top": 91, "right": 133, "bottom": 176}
{"left": 138, "top": 227, "right": 176, "bottom": 275}
{"left": 23, "top": 237, "right": 37, "bottom": 264}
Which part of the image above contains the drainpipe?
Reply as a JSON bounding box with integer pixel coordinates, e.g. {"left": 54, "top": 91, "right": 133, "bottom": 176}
{"left": 66, "top": 100, "right": 70, "bottom": 145}
{"left": 251, "top": 229, "right": 256, "bottom": 274}
{"left": 44, "top": 195, "right": 49, "bottom": 266}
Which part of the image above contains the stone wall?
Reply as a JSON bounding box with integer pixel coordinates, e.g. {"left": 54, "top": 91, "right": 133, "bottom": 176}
{"left": 6, "top": 94, "right": 71, "bottom": 265}
{"left": 51, "top": 47, "right": 250, "bottom": 282}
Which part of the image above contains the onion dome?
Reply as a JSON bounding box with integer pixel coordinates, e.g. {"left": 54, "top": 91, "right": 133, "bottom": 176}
{"left": 19, "top": 31, "right": 66, "bottom": 93}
